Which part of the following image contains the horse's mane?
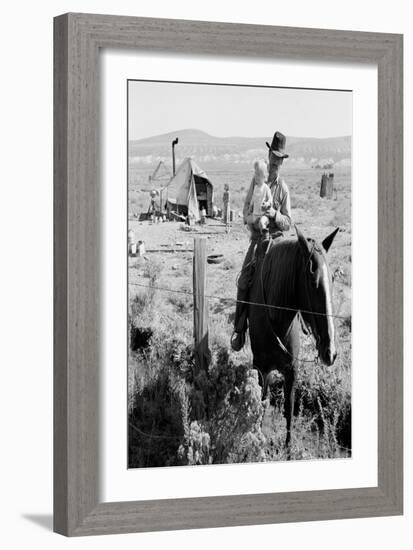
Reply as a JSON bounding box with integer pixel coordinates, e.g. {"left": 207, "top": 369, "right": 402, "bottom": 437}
{"left": 258, "top": 237, "right": 304, "bottom": 325}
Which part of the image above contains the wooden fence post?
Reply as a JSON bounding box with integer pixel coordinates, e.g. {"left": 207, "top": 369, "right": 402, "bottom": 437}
{"left": 193, "top": 237, "right": 209, "bottom": 373}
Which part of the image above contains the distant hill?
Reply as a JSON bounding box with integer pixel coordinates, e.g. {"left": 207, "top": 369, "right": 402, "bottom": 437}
{"left": 129, "top": 129, "right": 351, "bottom": 168}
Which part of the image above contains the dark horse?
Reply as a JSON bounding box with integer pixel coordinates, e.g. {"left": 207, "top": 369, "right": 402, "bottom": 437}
{"left": 248, "top": 225, "right": 339, "bottom": 449}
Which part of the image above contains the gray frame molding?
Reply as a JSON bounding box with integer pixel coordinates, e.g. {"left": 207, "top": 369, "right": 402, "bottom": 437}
{"left": 54, "top": 13, "right": 403, "bottom": 536}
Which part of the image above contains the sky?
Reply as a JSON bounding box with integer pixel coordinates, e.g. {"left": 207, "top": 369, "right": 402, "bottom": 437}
{"left": 128, "top": 80, "right": 352, "bottom": 141}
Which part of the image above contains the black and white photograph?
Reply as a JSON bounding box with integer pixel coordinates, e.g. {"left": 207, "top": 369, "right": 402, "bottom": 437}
{"left": 127, "top": 80, "right": 352, "bottom": 468}
{"left": 0, "top": 0, "right": 406, "bottom": 544}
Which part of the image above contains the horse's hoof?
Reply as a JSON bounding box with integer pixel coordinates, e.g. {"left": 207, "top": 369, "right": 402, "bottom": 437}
{"left": 285, "top": 443, "right": 292, "bottom": 460}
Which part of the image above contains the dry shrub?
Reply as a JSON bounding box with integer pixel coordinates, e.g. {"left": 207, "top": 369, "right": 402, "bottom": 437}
{"left": 167, "top": 292, "right": 193, "bottom": 314}
{"left": 128, "top": 330, "right": 266, "bottom": 468}
{"left": 179, "top": 346, "right": 266, "bottom": 465}
{"left": 291, "top": 334, "right": 352, "bottom": 454}
{"left": 142, "top": 256, "right": 163, "bottom": 285}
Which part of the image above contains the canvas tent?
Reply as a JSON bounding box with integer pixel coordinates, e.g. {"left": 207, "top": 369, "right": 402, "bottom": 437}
{"left": 166, "top": 157, "right": 214, "bottom": 221}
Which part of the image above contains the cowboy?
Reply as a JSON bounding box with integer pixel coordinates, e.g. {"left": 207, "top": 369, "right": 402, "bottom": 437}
{"left": 231, "top": 131, "right": 292, "bottom": 352}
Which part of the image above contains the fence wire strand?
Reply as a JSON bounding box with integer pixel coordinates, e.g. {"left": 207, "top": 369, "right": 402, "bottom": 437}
{"left": 129, "top": 281, "right": 348, "bottom": 320}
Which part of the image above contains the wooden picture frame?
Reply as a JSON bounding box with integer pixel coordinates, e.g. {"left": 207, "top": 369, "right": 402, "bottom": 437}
{"left": 54, "top": 13, "right": 403, "bottom": 536}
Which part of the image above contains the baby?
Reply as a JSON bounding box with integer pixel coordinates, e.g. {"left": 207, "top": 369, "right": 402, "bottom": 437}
{"left": 245, "top": 160, "right": 272, "bottom": 235}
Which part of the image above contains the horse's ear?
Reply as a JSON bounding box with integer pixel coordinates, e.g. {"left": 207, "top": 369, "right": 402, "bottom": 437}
{"left": 322, "top": 227, "right": 340, "bottom": 253}
{"left": 295, "top": 225, "right": 311, "bottom": 259}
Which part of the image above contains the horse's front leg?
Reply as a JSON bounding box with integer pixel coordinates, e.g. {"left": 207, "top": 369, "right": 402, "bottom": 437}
{"left": 252, "top": 350, "right": 270, "bottom": 402}
{"left": 282, "top": 319, "right": 300, "bottom": 456}
{"left": 253, "top": 363, "right": 267, "bottom": 401}
{"left": 284, "top": 366, "right": 296, "bottom": 455}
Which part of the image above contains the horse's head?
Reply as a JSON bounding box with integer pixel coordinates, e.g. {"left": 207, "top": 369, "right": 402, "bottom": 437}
{"left": 295, "top": 225, "right": 339, "bottom": 366}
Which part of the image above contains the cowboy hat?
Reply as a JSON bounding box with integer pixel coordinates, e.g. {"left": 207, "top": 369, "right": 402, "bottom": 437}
{"left": 265, "top": 131, "right": 289, "bottom": 158}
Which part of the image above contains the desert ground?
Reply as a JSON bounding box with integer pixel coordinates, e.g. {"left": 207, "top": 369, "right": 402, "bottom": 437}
{"left": 128, "top": 164, "right": 351, "bottom": 467}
